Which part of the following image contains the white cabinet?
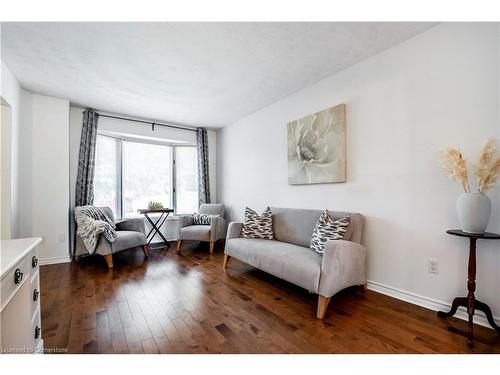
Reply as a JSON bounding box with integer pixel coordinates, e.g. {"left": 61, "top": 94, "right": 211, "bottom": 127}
{"left": 1, "top": 237, "right": 43, "bottom": 354}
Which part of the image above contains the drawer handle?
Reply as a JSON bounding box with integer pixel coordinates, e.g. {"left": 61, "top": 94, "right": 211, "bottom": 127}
{"left": 32, "top": 256, "right": 38, "bottom": 268}
{"left": 33, "top": 289, "right": 39, "bottom": 302}
{"left": 34, "top": 326, "right": 41, "bottom": 339}
{"left": 14, "top": 268, "right": 23, "bottom": 284}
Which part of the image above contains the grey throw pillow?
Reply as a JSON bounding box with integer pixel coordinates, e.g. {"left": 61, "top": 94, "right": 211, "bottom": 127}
{"left": 310, "top": 210, "right": 351, "bottom": 255}
{"left": 240, "top": 207, "right": 274, "bottom": 240}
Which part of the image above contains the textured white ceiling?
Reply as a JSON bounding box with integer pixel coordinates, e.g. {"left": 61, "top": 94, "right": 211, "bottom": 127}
{"left": 1, "top": 22, "right": 436, "bottom": 127}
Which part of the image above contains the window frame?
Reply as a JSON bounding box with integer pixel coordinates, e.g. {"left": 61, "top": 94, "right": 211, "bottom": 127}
{"left": 95, "top": 132, "right": 197, "bottom": 219}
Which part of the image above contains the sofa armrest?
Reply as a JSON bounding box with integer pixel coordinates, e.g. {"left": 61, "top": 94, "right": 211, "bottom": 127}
{"left": 210, "top": 216, "right": 227, "bottom": 242}
{"left": 318, "top": 240, "right": 366, "bottom": 297}
{"left": 226, "top": 222, "right": 243, "bottom": 241}
{"left": 175, "top": 214, "right": 194, "bottom": 228}
{"left": 116, "top": 217, "right": 146, "bottom": 235}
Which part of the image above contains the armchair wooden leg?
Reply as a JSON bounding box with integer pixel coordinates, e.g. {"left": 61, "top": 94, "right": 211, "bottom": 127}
{"left": 143, "top": 244, "right": 150, "bottom": 257}
{"left": 104, "top": 254, "right": 113, "bottom": 269}
{"left": 176, "top": 240, "right": 182, "bottom": 254}
{"left": 317, "top": 295, "right": 331, "bottom": 319}
{"left": 209, "top": 241, "right": 215, "bottom": 253}
{"left": 223, "top": 255, "right": 231, "bottom": 270}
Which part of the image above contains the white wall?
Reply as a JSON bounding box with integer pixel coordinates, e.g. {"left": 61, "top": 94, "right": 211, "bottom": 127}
{"left": 218, "top": 23, "right": 500, "bottom": 324}
{"left": 1, "top": 104, "right": 12, "bottom": 239}
{"left": 0, "top": 73, "right": 71, "bottom": 263}
{"left": 17, "top": 92, "right": 70, "bottom": 264}
{"left": 0, "top": 61, "right": 22, "bottom": 238}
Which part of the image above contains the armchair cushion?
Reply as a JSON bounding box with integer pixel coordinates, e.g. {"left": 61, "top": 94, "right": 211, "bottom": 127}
{"left": 116, "top": 217, "right": 146, "bottom": 235}
{"left": 111, "top": 231, "right": 147, "bottom": 252}
{"left": 180, "top": 225, "right": 211, "bottom": 241}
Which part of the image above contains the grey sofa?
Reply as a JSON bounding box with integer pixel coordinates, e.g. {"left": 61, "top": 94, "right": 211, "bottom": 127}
{"left": 75, "top": 207, "right": 149, "bottom": 268}
{"left": 223, "top": 207, "right": 366, "bottom": 319}
{"left": 176, "top": 203, "right": 226, "bottom": 253}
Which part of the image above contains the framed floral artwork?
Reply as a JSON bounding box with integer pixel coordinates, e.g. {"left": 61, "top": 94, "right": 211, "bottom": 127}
{"left": 287, "top": 103, "right": 346, "bottom": 184}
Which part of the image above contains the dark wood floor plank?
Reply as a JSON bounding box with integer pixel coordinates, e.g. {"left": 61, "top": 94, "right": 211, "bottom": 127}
{"left": 95, "top": 310, "right": 112, "bottom": 353}
{"left": 40, "top": 246, "right": 500, "bottom": 354}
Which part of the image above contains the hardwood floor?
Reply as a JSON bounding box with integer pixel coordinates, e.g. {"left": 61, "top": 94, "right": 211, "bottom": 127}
{"left": 40, "top": 243, "right": 500, "bottom": 354}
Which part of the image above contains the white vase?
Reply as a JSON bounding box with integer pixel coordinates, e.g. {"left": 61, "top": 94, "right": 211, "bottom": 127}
{"left": 456, "top": 192, "right": 491, "bottom": 234}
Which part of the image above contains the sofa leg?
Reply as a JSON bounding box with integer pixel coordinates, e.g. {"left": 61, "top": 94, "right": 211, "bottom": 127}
{"left": 223, "top": 255, "right": 231, "bottom": 270}
{"left": 104, "top": 254, "right": 113, "bottom": 268}
{"left": 176, "top": 240, "right": 182, "bottom": 254}
{"left": 317, "top": 295, "right": 331, "bottom": 319}
{"left": 143, "top": 244, "right": 150, "bottom": 257}
{"left": 209, "top": 241, "right": 215, "bottom": 253}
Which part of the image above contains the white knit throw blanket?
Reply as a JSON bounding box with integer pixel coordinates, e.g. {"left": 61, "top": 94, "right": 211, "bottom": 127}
{"left": 75, "top": 206, "right": 117, "bottom": 254}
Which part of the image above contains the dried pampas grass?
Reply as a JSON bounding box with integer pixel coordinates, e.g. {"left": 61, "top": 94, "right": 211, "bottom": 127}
{"left": 437, "top": 147, "right": 471, "bottom": 193}
{"left": 437, "top": 138, "right": 500, "bottom": 193}
{"left": 475, "top": 138, "right": 500, "bottom": 193}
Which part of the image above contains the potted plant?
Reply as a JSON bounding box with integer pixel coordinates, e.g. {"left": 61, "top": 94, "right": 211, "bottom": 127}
{"left": 148, "top": 201, "right": 164, "bottom": 210}
{"left": 437, "top": 139, "right": 500, "bottom": 233}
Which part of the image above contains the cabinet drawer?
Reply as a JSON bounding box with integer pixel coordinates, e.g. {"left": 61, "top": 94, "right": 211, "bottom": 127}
{"left": 30, "top": 271, "right": 40, "bottom": 318}
{"left": 31, "top": 307, "right": 42, "bottom": 349}
{"left": 28, "top": 246, "right": 40, "bottom": 280}
{"left": 1, "top": 255, "right": 30, "bottom": 311}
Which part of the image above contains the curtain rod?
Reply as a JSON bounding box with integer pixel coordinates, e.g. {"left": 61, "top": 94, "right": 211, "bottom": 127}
{"left": 95, "top": 112, "right": 198, "bottom": 133}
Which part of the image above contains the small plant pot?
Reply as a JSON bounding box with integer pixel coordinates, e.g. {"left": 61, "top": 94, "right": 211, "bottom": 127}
{"left": 456, "top": 192, "right": 491, "bottom": 234}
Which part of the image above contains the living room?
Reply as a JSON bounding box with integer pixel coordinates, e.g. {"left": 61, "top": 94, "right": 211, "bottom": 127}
{"left": 1, "top": 0, "right": 499, "bottom": 371}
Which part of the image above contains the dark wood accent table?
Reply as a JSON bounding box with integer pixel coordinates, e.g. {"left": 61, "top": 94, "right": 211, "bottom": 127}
{"left": 137, "top": 208, "right": 174, "bottom": 248}
{"left": 437, "top": 229, "right": 500, "bottom": 346}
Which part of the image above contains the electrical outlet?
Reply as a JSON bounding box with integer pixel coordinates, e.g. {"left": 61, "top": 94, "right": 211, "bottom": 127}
{"left": 428, "top": 259, "right": 439, "bottom": 274}
{"left": 58, "top": 234, "right": 66, "bottom": 243}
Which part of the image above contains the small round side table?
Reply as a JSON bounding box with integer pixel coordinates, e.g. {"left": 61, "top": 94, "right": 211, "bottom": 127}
{"left": 437, "top": 229, "right": 500, "bottom": 347}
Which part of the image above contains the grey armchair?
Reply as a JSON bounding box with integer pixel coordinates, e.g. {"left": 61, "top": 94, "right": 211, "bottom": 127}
{"left": 176, "top": 204, "right": 226, "bottom": 253}
{"left": 75, "top": 207, "right": 149, "bottom": 268}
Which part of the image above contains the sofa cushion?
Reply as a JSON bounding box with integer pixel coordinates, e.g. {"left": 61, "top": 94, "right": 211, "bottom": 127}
{"left": 310, "top": 211, "right": 351, "bottom": 255}
{"left": 271, "top": 207, "right": 362, "bottom": 247}
{"left": 111, "top": 230, "right": 146, "bottom": 252}
{"left": 241, "top": 207, "right": 274, "bottom": 240}
{"left": 181, "top": 225, "right": 211, "bottom": 241}
{"left": 225, "top": 238, "right": 321, "bottom": 292}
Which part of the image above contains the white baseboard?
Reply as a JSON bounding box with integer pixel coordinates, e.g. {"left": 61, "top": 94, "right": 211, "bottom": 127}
{"left": 367, "top": 280, "right": 500, "bottom": 330}
{"left": 39, "top": 256, "right": 71, "bottom": 266}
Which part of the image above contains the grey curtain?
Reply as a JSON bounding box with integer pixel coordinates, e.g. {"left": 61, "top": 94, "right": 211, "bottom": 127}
{"left": 75, "top": 110, "right": 99, "bottom": 207}
{"left": 197, "top": 128, "right": 211, "bottom": 206}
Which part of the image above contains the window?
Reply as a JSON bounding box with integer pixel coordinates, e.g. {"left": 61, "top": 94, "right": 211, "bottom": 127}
{"left": 122, "top": 141, "right": 172, "bottom": 218}
{"left": 175, "top": 146, "right": 199, "bottom": 214}
{"left": 94, "top": 135, "right": 120, "bottom": 215}
{"left": 93, "top": 134, "right": 198, "bottom": 219}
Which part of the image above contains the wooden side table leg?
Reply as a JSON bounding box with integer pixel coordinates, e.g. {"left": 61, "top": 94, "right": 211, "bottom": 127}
{"left": 437, "top": 297, "right": 467, "bottom": 318}
{"left": 474, "top": 300, "right": 500, "bottom": 332}
{"left": 466, "top": 238, "right": 477, "bottom": 347}
{"left": 468, "top": 312, "right": 474, "bottom": 347}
